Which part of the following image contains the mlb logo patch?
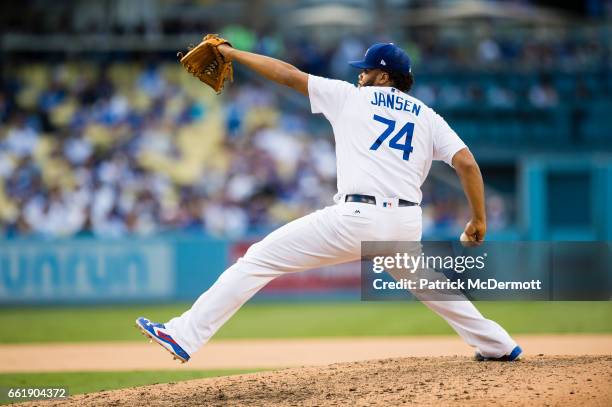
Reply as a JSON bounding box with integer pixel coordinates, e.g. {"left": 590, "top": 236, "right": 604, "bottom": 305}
{"left": 383, "top": 202, "right": 392, "bottom": 208}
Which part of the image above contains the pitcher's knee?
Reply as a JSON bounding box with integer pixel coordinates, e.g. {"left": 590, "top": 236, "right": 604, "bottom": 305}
{"left": 234, "top": 256, "right": 287, "bottom": 278}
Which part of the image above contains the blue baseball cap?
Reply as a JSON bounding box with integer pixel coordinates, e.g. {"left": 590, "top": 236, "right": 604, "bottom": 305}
{"left": 349, "top": 43, "right": 411, "bottom": 75}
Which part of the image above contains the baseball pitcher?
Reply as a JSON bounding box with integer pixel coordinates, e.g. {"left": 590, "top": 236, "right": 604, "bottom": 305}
{"left": 137, "top": 36, "right": 522, "bottom": 363}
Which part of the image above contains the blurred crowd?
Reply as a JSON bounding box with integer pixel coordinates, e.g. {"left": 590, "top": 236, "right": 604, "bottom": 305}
{"left": 0, "top": 59, "right": 339, "bottom": 238}
{"left": 1, "top": 25, "right": 609, "bottom": 239}
{"left": 216, "top": 26, "right": 609, "bottom": 115}
{"left": 0, "top": 61, "right": 504, "bottom": 239}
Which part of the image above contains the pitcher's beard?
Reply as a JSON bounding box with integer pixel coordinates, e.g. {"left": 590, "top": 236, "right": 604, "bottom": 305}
{"left": 358, "top": 77, "right": 376, "bottom": 88}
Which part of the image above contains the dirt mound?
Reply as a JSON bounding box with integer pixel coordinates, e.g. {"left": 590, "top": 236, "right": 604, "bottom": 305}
{"left": 5, "top": 335, "right": 611, "bottom": 373}
{"left": 23, "top": 355, "right": 612, "bottom": 406}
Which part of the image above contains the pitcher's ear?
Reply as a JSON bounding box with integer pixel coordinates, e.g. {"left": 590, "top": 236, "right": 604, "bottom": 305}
{"left": 379, "top": 70, "right": 390, "bottom": 84}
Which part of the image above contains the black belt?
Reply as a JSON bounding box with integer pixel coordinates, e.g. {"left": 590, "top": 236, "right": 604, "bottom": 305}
{"left": 345, "top": 194, "right": 418, "bottom": 207}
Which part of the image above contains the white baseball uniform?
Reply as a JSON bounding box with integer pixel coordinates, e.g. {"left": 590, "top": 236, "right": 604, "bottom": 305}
{"left": 165, "top": 75, "right": 517, "bottom": 358}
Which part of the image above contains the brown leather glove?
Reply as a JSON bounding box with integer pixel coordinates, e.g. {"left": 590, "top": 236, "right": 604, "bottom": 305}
{"left": 178, "top": 34, "right": 233, "bottom": 93}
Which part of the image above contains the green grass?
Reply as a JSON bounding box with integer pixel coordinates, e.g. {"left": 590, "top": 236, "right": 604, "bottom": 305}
{"left": 0, "top": 369, "right": 261, "bottom": 404}
{"left": 0, "top": 301, "right": 610, "bottom": 343}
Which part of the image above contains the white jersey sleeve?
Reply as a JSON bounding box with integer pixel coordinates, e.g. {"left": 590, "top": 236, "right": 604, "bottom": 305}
{"left": 431, "top": 110, "right": 467, "bottom": 167}
{"left": 308, "top": 74, "right": 356, "bottom": 123}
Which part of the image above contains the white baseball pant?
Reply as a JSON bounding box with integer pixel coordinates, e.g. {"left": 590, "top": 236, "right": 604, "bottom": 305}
{"left": 165, "top": 198, "right": 517, "bottom": 357}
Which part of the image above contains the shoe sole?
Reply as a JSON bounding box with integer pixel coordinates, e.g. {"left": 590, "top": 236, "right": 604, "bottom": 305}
{"left": 475, "top": 345, "right": 522, "bottom": 362}
{"left": 135, "top": 319, "right": 188, "bottom": 363}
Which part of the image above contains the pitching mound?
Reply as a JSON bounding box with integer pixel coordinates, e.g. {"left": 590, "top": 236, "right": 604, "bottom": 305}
{"left": 26, "top": 355, "right": 612, "bottom": 406}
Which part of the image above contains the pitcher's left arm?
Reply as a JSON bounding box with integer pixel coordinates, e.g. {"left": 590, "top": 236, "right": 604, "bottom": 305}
{"left": 218, "top": 45, "right": 309, "bottom": 96}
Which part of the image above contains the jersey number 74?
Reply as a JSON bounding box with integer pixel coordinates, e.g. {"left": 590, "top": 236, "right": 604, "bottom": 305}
{"left": 369, "top": 114, "right": 414, "bottom": 161}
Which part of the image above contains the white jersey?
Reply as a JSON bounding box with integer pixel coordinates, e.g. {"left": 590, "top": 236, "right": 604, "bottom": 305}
{"left": 308, "top": 74, "right": 466, "bottom": 204}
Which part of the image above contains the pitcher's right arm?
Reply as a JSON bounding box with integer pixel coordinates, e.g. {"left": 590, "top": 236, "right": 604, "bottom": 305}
{"left": 452, "top": 148, "right": 487, "bottom": 243}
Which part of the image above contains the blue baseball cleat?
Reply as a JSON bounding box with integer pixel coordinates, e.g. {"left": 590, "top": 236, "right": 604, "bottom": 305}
{"left": 135, "top": 317, "right": 190, "bottom": 363}
{"left": 475, "top": 345, "right": 522, "bottom": 362}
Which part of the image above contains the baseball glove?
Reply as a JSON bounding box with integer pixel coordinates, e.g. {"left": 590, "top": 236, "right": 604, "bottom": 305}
{"left": 178, "top": 34, "right": 233, "bottom": 93}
